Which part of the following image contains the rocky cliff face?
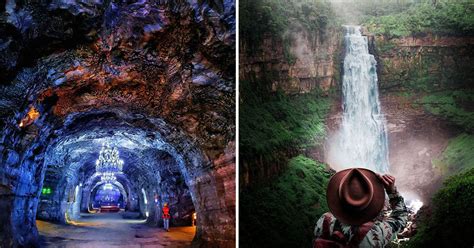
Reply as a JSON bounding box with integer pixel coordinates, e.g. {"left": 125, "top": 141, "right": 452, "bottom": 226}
{"left": 368, "top": 34, "right": 474, "bottom": 93}
{"left": 240, "top": 24, "right": 473, "bottom": 200}
{"left": 238, "top": 28, "right": 341, "bottom": 188}
{"left": 373, "top": 33, "right": 473, "bottom": 200}
{"left": 0, "top": 1, "right": 235, "bottom": 247}
{"left": 240, "top": 28, "right": 342, "bottom": 94}
{"left": 325, "top": 32, "right": 474, "bottom": 200}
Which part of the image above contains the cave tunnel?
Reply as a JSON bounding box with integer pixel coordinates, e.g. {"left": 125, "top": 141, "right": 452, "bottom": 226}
{"left": 0, "top": 1, "right": 235, "bottom": 247}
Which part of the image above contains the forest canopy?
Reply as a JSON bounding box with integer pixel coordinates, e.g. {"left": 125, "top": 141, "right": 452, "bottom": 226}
{"left": 240, "top": 0, "right": 474, "bottom": 51}
{"left": 239, "top": 0, "right": 336, "bottom": 51}
{"left": 363, "top": 2, "right": 474, "bottom": 37}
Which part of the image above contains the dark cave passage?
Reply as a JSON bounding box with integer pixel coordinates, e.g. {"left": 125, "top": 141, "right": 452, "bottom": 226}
{"left": 1, "top": 108, "right": 234, "bottom": 247}
{"left": 0, "top": 1, "right": 235, "bottom": 247}
{"left": 36, "top": 119, "right": 197, "bottom": 228}
{"left": 35, "top": 117, "right": 199, "bottom": 246}
{"left": 0, "top": 107, "right": 235, "bottom": 247}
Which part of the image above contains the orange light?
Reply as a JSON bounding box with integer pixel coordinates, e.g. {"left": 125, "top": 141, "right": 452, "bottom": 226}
{"left": 19, "top": 106, "right": 40, "bottom": 127}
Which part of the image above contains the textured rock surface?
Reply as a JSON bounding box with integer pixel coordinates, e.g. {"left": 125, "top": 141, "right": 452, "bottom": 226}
{"left": 239, "top": 28, "right": 342, "bottom": 94}
{"left": 366, "top": 33, "right": 474, "bottom": 92}
{"left": 238, "top": 24, "right": 341, "bottom": 188}
{"left": 38, "top": 214, "right": 197, "bottom": 247}
{"left": 373, "top": 34, "right": 473, "bottom": 200}
{"left": 0, "top": 1, "right": 235, "bottom": 247}
{"left": 324, "top": 33, "right": 473, "bottom": 200}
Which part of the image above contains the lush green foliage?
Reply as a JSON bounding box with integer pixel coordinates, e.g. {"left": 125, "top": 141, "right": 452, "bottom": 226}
{"left": 405, "top": 168, "right": 474, "bottom": 248}
{"left": 240, "top": 155, "right": 331, "bottom": 248}
{"left": 240, "top": 80, "right": 331, "bottom": 162}
{"left": 239, "top": 0, "right": 336, "bottom": 53}
{"left": 352, "top": 0, "right": 412, "bottom": 17}
{"left": 422, "top": 90, "right": 474, "bottom": 132}
{"left": 432, "top": 133, "right": 474, "bottom": 175}
{"left": 364, "top": 2, "right": 474, "bottom": 37}
{"left": 239, "top": 0, "right": 287, "bottom": 50}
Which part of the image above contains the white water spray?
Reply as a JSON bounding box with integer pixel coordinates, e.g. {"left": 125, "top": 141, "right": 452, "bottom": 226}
{"left": 328, "top": 25, "right": 390, "bottom": 173}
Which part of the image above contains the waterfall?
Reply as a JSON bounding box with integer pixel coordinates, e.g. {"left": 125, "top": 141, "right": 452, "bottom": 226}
{"left": 328, "top": 25, "right": 390, "bottom": 173}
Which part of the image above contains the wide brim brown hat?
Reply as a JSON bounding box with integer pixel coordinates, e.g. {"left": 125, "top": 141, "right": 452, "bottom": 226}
{"left": 326, "top": 168, "right": 385, "bottom": 225}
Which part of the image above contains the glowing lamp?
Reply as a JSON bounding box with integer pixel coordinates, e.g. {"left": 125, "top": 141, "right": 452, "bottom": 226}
{"left": 41, "top": 187, "right": 52, "bottom": 195}
{"left": 19, "top": 106, "right": 40, "bottom": 128}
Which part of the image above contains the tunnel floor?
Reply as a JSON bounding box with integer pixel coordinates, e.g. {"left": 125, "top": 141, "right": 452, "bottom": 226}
{"left": 37, "top": 212, "right": 195, "bottom": 247}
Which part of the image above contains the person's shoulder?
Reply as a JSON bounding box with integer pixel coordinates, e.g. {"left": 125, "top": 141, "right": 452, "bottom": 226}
{"left": 369, "top": 219, "right": 391, "bottom": 235}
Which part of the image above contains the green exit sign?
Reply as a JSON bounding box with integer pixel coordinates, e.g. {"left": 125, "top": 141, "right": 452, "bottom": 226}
{"left": 42, "top": 187, "right": 52, "bottom": 195}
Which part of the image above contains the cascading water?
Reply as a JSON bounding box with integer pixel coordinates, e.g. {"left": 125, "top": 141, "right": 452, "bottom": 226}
{"left": 328, "top": 25, "right": 390, "bottom": 173}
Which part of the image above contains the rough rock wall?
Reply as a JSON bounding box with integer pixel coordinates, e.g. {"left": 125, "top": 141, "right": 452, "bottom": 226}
{"left": 239, "top": 28, "right": 342, "bottom": 94}
{"left": 238, "top": 27, "right": 342, "bottom": 190}
{"left": 369, "top": 34, "right": 474, "bottom": 92}
{"left": 373, "top": 34, "right": 473, "bottom": 200}
{"left": 325, "top": 32, "right": 474, "bottom": 200}
{"left": 0, "top": 1, "right": 235, "bottom": 247}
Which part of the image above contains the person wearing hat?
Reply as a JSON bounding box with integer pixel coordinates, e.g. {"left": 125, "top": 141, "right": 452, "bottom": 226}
{"left": 162, "top": 203, "right": 171, "bottom": 231}
{"left": 313, "top": 168, "right": 408, "bottom": 247}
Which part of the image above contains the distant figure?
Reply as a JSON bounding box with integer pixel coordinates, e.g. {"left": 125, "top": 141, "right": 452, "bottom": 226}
{"left": 162, "top": 203, "right": 170, "bottom": 231}
{"left": 314, "top": 168, "right": 408, "bottom": 247}
{"left": 192, "top": 212, "right": 197, "bottom": 226}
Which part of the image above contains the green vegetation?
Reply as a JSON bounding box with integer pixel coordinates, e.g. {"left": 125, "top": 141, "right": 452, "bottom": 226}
{"left": 239, "top": 1, "right": 474, "bottom": 247}
{"left": 422, "top": 90, "right": 474, "bottom": 132}
{"left": 351, "top": 0, "right": 412, "bottom": 17}
{"left": 405, "top": 168, "right": 474, "bottom": 248}
{"left": 402, "top": 55, "right": 446, "bottom": 92}
{"left": 240, "top": 80, "right": 331, "bottom": 163}
{"left": 432, "top": 133, "right": 474, "bottom": 175}
{"left": 376, "top": 39, "right": 473, "bottom": 93}
{"left": 375, "top": 39, "right": 396, "bottom": 53}
{"left": 364, "top": 2, "right": 474, "bottom": 37}
{"left": 239, "top": 0, "right": 336, "bottom": 58}
{"left": 240, "top": 155, "right": 331, "bottom": 248}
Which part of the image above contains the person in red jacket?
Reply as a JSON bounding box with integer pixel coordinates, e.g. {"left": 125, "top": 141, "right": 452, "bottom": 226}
{"left": 162, "top": 203, "right": 170, "bottom": 231}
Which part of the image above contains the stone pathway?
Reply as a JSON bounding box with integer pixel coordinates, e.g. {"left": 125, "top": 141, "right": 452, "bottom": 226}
{"left": 38, "top": 212, "right": 195, "bottom": 247}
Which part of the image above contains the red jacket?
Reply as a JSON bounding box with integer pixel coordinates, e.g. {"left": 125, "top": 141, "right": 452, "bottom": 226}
{"left": 162, "top": 206, "right": 170, "bottom": 219}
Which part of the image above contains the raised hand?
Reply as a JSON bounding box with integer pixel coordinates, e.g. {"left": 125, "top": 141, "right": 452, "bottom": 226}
{"left": 376, "top": 174, "right": 397, "bottom": 194}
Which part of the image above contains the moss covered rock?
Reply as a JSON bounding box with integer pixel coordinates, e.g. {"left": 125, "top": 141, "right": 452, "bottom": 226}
{"left": 433, "top": 133, "right": 474, "bottom": 175}
{"left": 240, "top": 155, "right": 331, "bottom": 248}
{"left": 406, "top": 168, "right": 474, "bottom": 248}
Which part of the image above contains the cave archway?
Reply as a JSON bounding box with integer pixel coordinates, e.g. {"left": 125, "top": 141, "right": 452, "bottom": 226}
{"left": 13, "top": 108, "right": 234, "bottom": 247}
{"left": 89, "top": 182, "right": 125, "bottom": 209}
{"left": 88, "top": 181, "right": 128, "bottom": 210}
{"left": 0, "top": 1, "right": 234, "bottom": 246}
{"left": 37, "top": 112, "right": 201, "bottom": 230}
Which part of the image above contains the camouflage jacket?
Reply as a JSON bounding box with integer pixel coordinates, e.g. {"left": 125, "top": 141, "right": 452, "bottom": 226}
{"left": 314, "top": 191, "right": 408, "bottom": 247}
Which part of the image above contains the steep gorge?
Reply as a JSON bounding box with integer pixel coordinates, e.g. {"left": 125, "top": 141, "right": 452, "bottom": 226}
{"left": 240, "top": 5, "right": 473, "bottom": 246}
{"left": 368, "top": 32, "right": 474, "bottom": 200}
{"left": 240, "top": 25, "right": 474, "bottom": 198}
{"left": 239, "top": 26, "right": 342, "bottom": 187}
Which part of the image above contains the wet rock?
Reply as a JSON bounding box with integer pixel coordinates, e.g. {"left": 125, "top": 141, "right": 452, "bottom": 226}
{"left": 0, "top": 0, "right": 235, "bottom": 247}
{"left": 5, "top": 149, "right": 19, "bottom": 167}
